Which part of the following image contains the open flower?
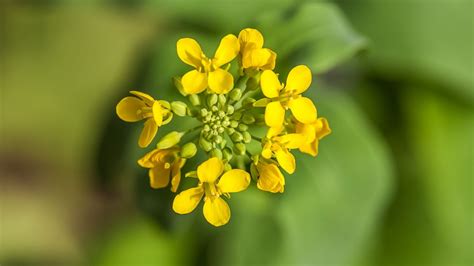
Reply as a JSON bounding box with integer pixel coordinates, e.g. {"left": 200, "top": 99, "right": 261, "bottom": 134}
{"left": 238, "top": 28, "right": 276, "bottom": 71}
{"left": 260, "top": 65, "right": 317, "bottom": 128}
{"left": 295, "top": 117, "right": 331, "bottom": 157}
{"left": 172, "top": 157, "right": 250, "bottom": 227}
{"left": 116, "top": 91, "right": 172, "bottom": 148}
{"left": 256, "top": 160, "right": 285, "bottom": 193}
{"left": 177, "top": 35, "right": 240, "bottom": 94}
{"left": 261, "top": 127, "right": 306, "bottom": 174}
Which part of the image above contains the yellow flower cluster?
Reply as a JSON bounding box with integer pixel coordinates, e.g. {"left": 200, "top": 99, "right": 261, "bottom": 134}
{"left": 116, "top": 28, "right": 331, "bottom": 227}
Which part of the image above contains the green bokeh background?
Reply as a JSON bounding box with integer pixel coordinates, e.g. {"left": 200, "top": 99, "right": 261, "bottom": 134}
{"left": 1, "top": 1, "right": 472, "bottom": 265}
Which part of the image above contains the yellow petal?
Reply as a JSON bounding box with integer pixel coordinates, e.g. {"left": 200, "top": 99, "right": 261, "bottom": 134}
{"left": 203, "top": 196, "right": 230, "bottom": 227}
{"left": 289, "top": 97, "right": 317, "bottom": 124}
{"left": 260, "top": 70, "right": 282, "bottom": 98}
{"left": 149, "top": 165, "right": 170, "bottom": 189}
{"left": 266, "top": 126, "right": 283, "bottom": 138}
{"left": 213, "top": 34, "right": 239, "bottom": 67}
{"left": 242, "top": 48, "right": 276, "bottom": 70}
{"left": 275, "top": 148, "right": 296, "bottom": 174}
{"left": 173, "top": 187, "right": 204, "bottom": 214}
{"left": 285, "top": 65, "right": 312, "bottom": 94}
{"left": 116, "top": 96, "right": 146, "bottom": 122}
{"left": 261, "top": 143, "right": 273, "bottom": 159}
{"left": 316, "top": 117, "right": 331, "bottom": 140}
{"left": 278, "top": 133, "right": 307, "bottom": 149}
{"left": 197, "top": 157, "right": 223, "bottom": 183}
{"left": 152, "top": 101, "right": 163, "bottom": 126}
{"left": 170, "top": 159, "right": 184, "bottom": 192}
{"left": 256, "top": 162, "right": 285, "bottom": 193}
{"left": 295, "top": 121, "right": 317, "bottom": 143}
{"left": 238, "top": 28, "right": 264, "bottom": 52}
{"left": 299, "top": 140, "right": 319, "bottom": 157}
{"left": 177, "top": 38, "right": 204, "bottom": 68}
{"left": 129, "top": 91, "right": 155, "bottom": 106}
{"left": 137, "top": 149, "right": 159, "bottom": 168}
{"left": 181, "top": 70, "right": 208, "bottom": 94}
{"left": 208, "top": 68, "right": 234, "bottom": 94}
{"left": 265, "top": 101, "right": 285, "bottom": 128}
{"left": 217, "top": 169, "right": 250, "bottom": 193}
{"left": 138, "top": 118, "right": 158, "bottom": 148}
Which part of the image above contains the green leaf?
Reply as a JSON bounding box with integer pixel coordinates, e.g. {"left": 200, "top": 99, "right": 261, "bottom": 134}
{"left": 213, "top": 90, "right": 393, "bottom": 266}
{"left": 258, "top": 2, "right": 368, "bottom": 73}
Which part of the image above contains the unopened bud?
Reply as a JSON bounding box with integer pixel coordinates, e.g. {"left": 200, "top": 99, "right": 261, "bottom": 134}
{"left": 242, "top": 131, "right": 251, "bottom": 143}
{"left": 189, "top": 94, "right": 201, "bottom": 106}
{"left": 218, "top": 94, "right": 227, "bottom": 106}
{"left": 171, "top": 101, "right": 188, "bottom": 117}
{"left": 156, "top": 131, "right": 184, "bottom": 149}
{"left": 207, "top": 94, "right": 218, "bottom": 107}
{"left": 223, "top": 147, "right": 233, "bottom": 161}
{"left": 230, "top": 120, "right": 239, "bottom": 128}
{"left": 238, "top": 124, "right": 248, "bottom": 131}
{"left": 242, "top": 114, "right": 255, "bottom": 124}
{"left": 199, "top": 137, "right": 213, "bottom": 152}
{"left": 181, "top": 142, "right": 197, "bottom": 158}
{"left": 226, "top": 105, "right": 234, "bottom": 115}
{"left": 210, "top": 149, "right": 223, "bottom": 159}
{"left": 242, "top": 97, "right": 256, "bottom": 106}
{"left": 231, "top": 132, "right": 243, "bottom": 142}
{"left": 234, "top": 143, "right": 246, "bottom": 155}
{"left": 229, "top": 89, "right": 242, "bottom": 101}
{"left": 173, "top": 77, "right": 186, "bottom": 96}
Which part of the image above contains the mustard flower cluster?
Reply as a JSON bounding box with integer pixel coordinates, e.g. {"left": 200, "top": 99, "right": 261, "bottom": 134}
{"left": 116, "top": 28, "right": 331, "bottom": 227}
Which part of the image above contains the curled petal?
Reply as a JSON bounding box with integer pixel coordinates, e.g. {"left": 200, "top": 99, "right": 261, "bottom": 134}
{"left": 299, "top": 139, "right": 319, "bottom": 157}
{"left": 316, "top": 117, "right": 331, "bottom": 140}
{"left": 261, "top": 70, "right": 282, "bottom": 98}
{"left": 213, "top": 34, "right": 240, "bottom": 67}
{"left": 197, "top": 157, "right": 224, "bottom": 183}
{"left": 181, "top": 70, "right": 208, "bottom": 94}
{"left": 265, "top": 101, "right": 285, "bottom": 128}
{"left": 177, "top": 38, "right": 204, "bottom": 68}
{"left": 149, "top": 165, "right": 170, "bottom": 189}
{"left": 152, "top": 101, "right": 163, "bottom": 126}
{"left": 289, "top": 97, "right": 317, "bottom": 124}
{"left": 242, "top": 48, "right": 276, "bottom": 70}
{"left": 275, "top": 148, "right": 296, "bottom": 174}
{"left": 208, "top": 68, "right": 234, "bottom": 94}
{"left": 170, "top": 158, "right": 185, "bottom": 192}
{"left": 129, "top": 91, "right": 155, "bottom": 106}
{"left": 238, "top": 28, "right": 264, "bottom": 52}
{"left": 137, "top": 149, "right": 160, "bottom": 168}
{"left": 203, "top": 196, "right": 230, "bottom": 227}
{"left": 278, "top": 133, "right": 307, "bottom": 149}
{"left": 116, "top": 97, "right": 146, "bottom": 122}
{"left": 138, "top": 118, "right": 158, "bottom": 148}
{"left": 286, "top": 65, "right": 312, "bottom": 94}
{"left": 217, "top": 169, "right": 250, "bottom": 193}
{"left": 173, "top": 187, "right": 204, "bottom": 214}
{"left": 257, "top": 162, "right": 285, "bottom": 193}
{"left": 295, "top": 121, "right": 317, "bottom": 144}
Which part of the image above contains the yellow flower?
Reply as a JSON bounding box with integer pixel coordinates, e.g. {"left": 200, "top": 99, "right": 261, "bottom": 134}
{"left": 172, "top": 157, "right": 250, "bottom": 227}
{"left": 116, "top": 91, "right": 172, "bottom": 148}
{"left": 261, "top": 127, "right": 306, "bottom": 174}
{"left": 295, "top": 117, "right": 331, "bottom": 157}
{"left": 177, "top": 35, "right": 240, "bottom": 94}
{"left": 138, "top": 147, "right": 185, "bottom": 192}
{"left": 256, "top": 160, "right": 285, "bottom": 193}
{"left": 260, "top": 65, "right": 317, "bottom": 128}
{"left": 238, "top": 28, "right": 276, "bottom": 71}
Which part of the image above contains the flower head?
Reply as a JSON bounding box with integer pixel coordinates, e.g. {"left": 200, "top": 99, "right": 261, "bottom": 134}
{"left": 260, "top": 65, "right": 317, "bottom": 128}
{"left": 295, "top": 117, "right": 331, "bottom": 157}
{"left": 173, "top": 157, "right": 250, "bottom": 227}
{"left": 238, "top": 28, "right": 276, "bottom": 71}
{"left": 177, "top": 35, "right": 240, "bottom": 94}
{"left": 116, "top": 91, "right": 172, "bottom": 147}
{"left": 261, "top": 126, "right": 306, "bottom": 174}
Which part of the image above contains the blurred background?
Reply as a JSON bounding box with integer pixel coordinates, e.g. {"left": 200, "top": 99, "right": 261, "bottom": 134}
{"left": 1, "top": 0, "right": 472, "bottom": 265}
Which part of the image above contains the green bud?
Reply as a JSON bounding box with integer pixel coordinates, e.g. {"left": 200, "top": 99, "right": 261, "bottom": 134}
{"left": 234, "top": 143, "right": 246, "bottom": 155}
{"left": 224, "top": 163, "right": 232, "bottom": 171}
{"left": 242, "top": 114, "right": 256, "bottom": 124}
{"left": 173, "top": 77, "right": 187, "bottom": 96}
{"left": 253, "top": 98, "right": 271, "bottom": 107}
{"left": 199, "top": 137, "right": 213, "bottom": 152}
{"left": 211, "top": 106, "right": 219, "bottom": 112}
{"left": 242, "top": 97, "right": 256, "bottom": 106}
{"left": 203, "top": 124, "right": 210, "bottom": 132}
{"left": 222, "top": 147, "right": 233, "bottom": 161}
{"left": 200, "top": 108, "right": 208, "bottom": 117}
{"left": 207, "top": 94, "right": 218, "bottom": 107}
{"left": 242, "top": 131, "right": 251, "bottom": 144}
{"left": 229, "top": 89, "right": 242, "bottom": 101}
{"left": 226, "top": 105, "right": 234, "bottom": 115}
{"left": 214, "top": 135, "right": 223, "bottom": 144}
{"left": 217, "top": 127, "right": 225, "bottom": 134}
{"left": 222, "top": 120, "right": 230, "bottom": 127}
{"left": 238, "top": 124, "right": 248, "bottom": 131}
{"left": 220, "top": 139, "right": 227, "bottom": 149}
{"left": 232, "top": 112, "right": 242, "bottom": 120}
{"left": 181, "top": 142, "right": 197, "bottom": 158}
{"left": 156, "top": 131, "right": 184, "bottom": 149}
{"left": 210, "top": 148, "right": 223, "bottom": 159}
{"left": 231, "top": 132, "right": 243, "bottom": 142}
{"left": 230, "top": 120, "right": 239, "bottom": 128}
{"left": 218, "top": 111, "right": 226, "bottom": 118}
{"left": 171, "top": 101, "right": 188, "bottom": 117}
{"left": 226, "top": 128, "right": 235, "bottom": 135}
{"left": 188, "top": 94, "right": 201, "bottom": 106}
{"left": 218, "top": 94, "right": 227, "bottom": 106}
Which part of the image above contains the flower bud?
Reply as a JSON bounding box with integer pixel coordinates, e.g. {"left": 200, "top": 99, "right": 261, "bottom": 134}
{"left": 180, "top": 142, "right": 197, "bottom": 158}
{"left": 233, "top": 143, "right": 246, "bottom": 155}
{"left": 229, "top": 89, "right": 242, "bottom": 101}
{"left": 156, "top": 131, "right": 184, "bottom": 149}
{"left": 242, "top": 131, "right": 251, "bottom": 144}
{"left": 230, "top": 120, "right": 239, "bottom": 128}
{"left": 173, "top": 77, "right": 186, "bottom": 96}
{"left": 253, "top": 98, "right": 271, "bottom": 107}
{"left": 242, "top": 97, "right": 256, "bottom": 106}
{"left": 231, "top": 132, "right": 243, "bottom": 142}
{"left": 238, "top": 124, "right": 248, "bottom": 132}
{"left": 218, "top": 94, "right": 227, "bottom": 106}
{"left": 188, "top": 94, "right": 201, "bottom": 106}
{"left": 199, "top": 136, "right": 213, "bottom": 152}
{"left": 222, "top": 147, "right": 233, "bottom": 161}
{"left": 207, "top": 94, "right": 218, "bottom": 107}
{"left": 242, "top": 114, "right": 255, "bottom": 124}
{"left": 210, "top": 148, "right": 223, "bottom": 159}
{"left": 171, "top": 101, "right": 188, "bottom": 117}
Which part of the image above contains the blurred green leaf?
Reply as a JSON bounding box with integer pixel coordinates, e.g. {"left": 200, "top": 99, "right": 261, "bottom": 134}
{"left": 213, "top": 90, "right": 393, "bottom": 266}
{"left": 259, "top": 2, "right": 367, "bottom": 73}
{"left": 341, "top": 1, "right": 474, "bottom": 103}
